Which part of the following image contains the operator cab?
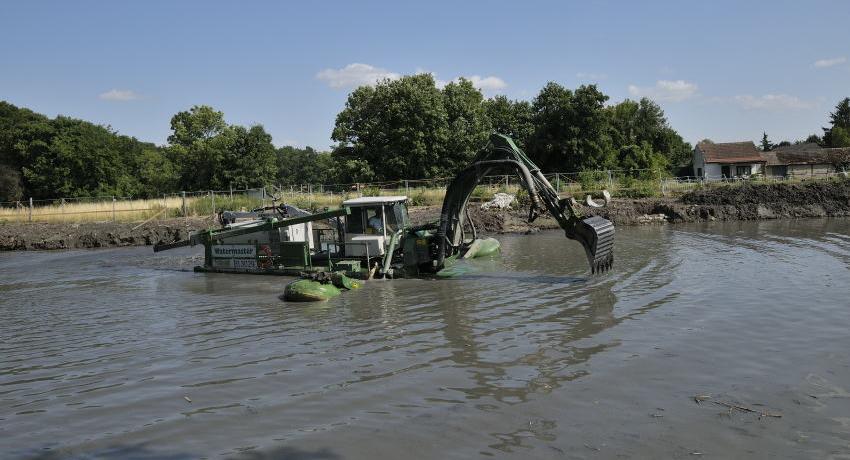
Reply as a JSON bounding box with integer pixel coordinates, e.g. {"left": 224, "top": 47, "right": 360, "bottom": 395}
{"left": 341, "top": 196, "right": 409, "bottom": 258}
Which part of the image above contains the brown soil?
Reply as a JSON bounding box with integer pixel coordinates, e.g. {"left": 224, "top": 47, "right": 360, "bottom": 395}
{"left": 0, "top": 217, "right": 212, "bottom": 251}
{"left": 3, "top": 179, "right": 849, "bottom": 251}
{"left": 410, "top": 179, "right": 850, "bottom": 234}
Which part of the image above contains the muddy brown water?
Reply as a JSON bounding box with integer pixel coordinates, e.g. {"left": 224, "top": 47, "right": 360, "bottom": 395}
{"left": 2, "top": 219, "right": 850, "bottom": 459}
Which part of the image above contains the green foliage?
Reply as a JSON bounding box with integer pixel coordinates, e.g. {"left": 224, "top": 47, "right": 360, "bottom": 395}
{"left": 578, "top": 170, "right": 608, "bottom": 191}
{"left": 607, "top": 97, "right": 691, "bottom": 170}
{"left": 470, "top": 185, "right": 495, "bottom": 201}
{"left": 617, "top": 176, "right": 660, "bottom": 198}
{"left": 328, "top": 155, "right": 376, "bottom": 183}
{"left": 804, "top": 134, "right": 822, "bottom": 144}
{"left": 277, "top": 146, "right": 334, "bottom": 185}
{"left": 168, "top": 106, "right": 277, "bottom": 190}
{"left": 528, "top": 83, "right": 615, "bottom": 172}
{"left": 332, "top": 74, "right": 450, "bottom": 180}
{"left": 483, "top": 95, "right": 534, "bottom": 148}
{"left": 408, "top": 189, "right": 430, "bottom": 206}
{"left": 760, "top": 132, "right": 773, "bottom": 151}
{"left": 617, "top": 142, "right": 668, "bottom": 179}
{"left": 19, "top": 116, "right": 144, "bottom": 198}
{"left": 823, "top": 98, "right": 850, "bottom": 147}
{"left": 187, "top": 193, "right": 264, "bottom": 216}
{"left": 0, "top": 164, "right": 23, "bottom": 201}
{"left": 514, "top": 187, "right": 531, "bottom": 207}
{"left": 829, "top": 126, "right": 850, "bottom": 148}
{"left": 442, "top": 78, "right": 492, "bottom": 173}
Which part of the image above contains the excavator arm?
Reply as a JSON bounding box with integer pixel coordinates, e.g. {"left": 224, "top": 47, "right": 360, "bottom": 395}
{"left": 436, "top": 134, "right": 615, "bottom": 273}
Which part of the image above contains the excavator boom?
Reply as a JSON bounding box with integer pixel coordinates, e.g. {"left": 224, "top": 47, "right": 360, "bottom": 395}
{"left": 437, "top": 134, "right": 615, "bottom": 273}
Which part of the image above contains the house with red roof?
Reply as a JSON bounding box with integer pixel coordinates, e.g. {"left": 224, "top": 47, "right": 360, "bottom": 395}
{"left": 692, "top": 141, "right": 766, "bottom": 179}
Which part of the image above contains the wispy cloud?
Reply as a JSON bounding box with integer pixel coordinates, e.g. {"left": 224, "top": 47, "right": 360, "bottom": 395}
{"left": 733, "top": 94, "right": 814, "bottom": 110}
{"left": 813, "top": 56, "right": 847, "bottom": 68}
{"left": 316, "top": 63, "right": 400, "bottom": 89}
{"left": 98, "top": 89, "right": 140, "bottom": 101}
{"left": 627, "top": 80, "right": 698, "bottom": 102}
{"left": 576, "top": 72, "right": 608, "bottom": 81}
{"left": 414, "top": 69, "right": 507, "bottom": 93}
{"left": 318, "top": 63, "right": 507, "bottom": 93}
{"left": 464, "top": 75, "right": 507, "bottom": 92}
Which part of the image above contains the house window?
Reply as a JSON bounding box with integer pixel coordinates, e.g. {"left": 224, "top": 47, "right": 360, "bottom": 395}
{"left": 736, "top": 165, "right": 752, "bottom": 176}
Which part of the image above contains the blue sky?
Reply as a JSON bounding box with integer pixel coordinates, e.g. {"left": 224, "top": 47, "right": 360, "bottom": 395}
{"left": 2, "top": 0, "right": 849, "bottom": 149}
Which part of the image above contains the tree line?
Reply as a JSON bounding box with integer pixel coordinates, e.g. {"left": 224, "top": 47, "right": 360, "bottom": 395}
{"left": 328, "top": 74, "right": 692, "bottom": 184}
{"left": 760, "top": 97, "right": 850, "bottom": 151}
{"left": 3, "top": 78, "right": 847, "bottom": 202}
{"left": 0, "top": 103, "right": 282, "bottom": 201}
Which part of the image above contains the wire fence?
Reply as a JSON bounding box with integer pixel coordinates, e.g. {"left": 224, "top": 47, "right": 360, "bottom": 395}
{"left": 1, "top": 169, "right": 846, "bottom": 224}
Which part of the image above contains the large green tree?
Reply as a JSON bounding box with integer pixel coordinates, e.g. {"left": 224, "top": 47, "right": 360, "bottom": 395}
{"left": 483, "top": 95, "right": 534, "bottom": 148}
{"left": 442, "top": 78, "right": 492, "bottom": 174}
{"left": 823, "top": 97, "right": 850, "bottom": 147}
{"left": 21, "top": 117, "right": 141, "bottom": 198}
{"left": 167, "top": 105, "right": 277, "bottom": 190}
{"left": 331, "top": 74, "right": 451, "bottom": 180}
{"left": 608, "top": 97, "right": 691, "bottom": 171}
{"left": 277, "top": 146, "right": 335, "bottom": 185}
{"left": 527, "top": 83, "right": 615, "bottom": 172}
{"left": 0, "top": 101, "right": 176, "bottom": 199}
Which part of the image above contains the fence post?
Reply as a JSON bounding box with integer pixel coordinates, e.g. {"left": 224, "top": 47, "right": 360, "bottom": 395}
{"left": 61, "top": 198, "right": 65, "bottom": 223}
{"left": 555, "top": 173, "right": 560, "bottom": 192}
{"left": 163, "top": 194, "right": 167, "bottom": 220}
{"left": 28, "top": 197, "right": 33, "bottom": 222}
{"left": 210, "top": 191, "right": 215, "bottom": 216}
{"left": 112, "top": 196, "right": 116, "bottom": 222}
{"left": 181, "top": 191, "right": 186, "bottom": 218}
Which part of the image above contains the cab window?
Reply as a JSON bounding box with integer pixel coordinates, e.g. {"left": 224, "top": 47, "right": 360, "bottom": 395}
{"left": 364, "top": 207, "right": 383, "bottom": 234}
{"left": 384, "top": 205, "right": 399, "bottom": 233}
{"left": 346, "top": 209, "right": 365, "bottom": 234}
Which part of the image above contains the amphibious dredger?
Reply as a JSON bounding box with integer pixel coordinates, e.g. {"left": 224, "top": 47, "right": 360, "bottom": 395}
{"left": 154, "top": 134, "right": 615, "bottom": 301}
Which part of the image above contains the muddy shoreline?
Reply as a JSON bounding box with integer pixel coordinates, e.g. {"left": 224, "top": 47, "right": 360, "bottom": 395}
{"left": 2, "top": 180, "right": 849, "bottom": 251}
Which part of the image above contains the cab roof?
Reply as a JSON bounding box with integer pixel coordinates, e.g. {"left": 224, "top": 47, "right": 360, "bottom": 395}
{"left": 342, "top": 196, "right": 407, "bottom": 207}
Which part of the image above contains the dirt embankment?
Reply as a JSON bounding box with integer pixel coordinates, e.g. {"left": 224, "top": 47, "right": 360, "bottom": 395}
{"left": 411, "top": 179, "right": 850, "bottom": 234}
{"left": 0, "top": 217, "right": 212, "bottom": 251}
{"left": 3, "top": 180, "right": 849, "bottom": 250}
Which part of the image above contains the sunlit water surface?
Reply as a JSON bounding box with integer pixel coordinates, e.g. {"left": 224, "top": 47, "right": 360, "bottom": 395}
{"left": 2, "top": 219, "right": 850, "bottom": 459}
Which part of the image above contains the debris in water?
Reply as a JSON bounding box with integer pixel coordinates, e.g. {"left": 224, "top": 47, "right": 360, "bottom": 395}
{"left": 693, "top": 394, "right": 781, "bottom": 418}
{"left": 184, "top": 396, "right": 192, "bottom": 403}
{"left": 711, "top": 400, "right": 781, "bottom": 418}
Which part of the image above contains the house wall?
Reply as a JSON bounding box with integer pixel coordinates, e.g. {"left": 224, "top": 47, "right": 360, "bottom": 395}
{"left": 702, "top": 163, "right": 762, "bottom": 179}
{"left": 788, "top": 164, "right": 834, "bottom": 177}
{"left": 766, "top": 165, "right": 787, "bottom": 177}
{"left": 692, "top": 148, "right": 705, "bottom": 177}
{"left": 704, "top": 163, "right": 722, "bottom": 178}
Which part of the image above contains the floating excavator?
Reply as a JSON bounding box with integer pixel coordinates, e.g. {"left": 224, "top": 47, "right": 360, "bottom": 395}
{"left": 154, "top": 134, "right": 615, "bottom": 301}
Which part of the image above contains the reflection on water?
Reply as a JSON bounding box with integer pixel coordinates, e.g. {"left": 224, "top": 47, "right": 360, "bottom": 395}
{"left": 2, "top": 218, "right": 850, "bottom": 459}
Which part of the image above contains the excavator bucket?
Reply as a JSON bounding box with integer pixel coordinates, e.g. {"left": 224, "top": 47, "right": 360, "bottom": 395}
{"left": 573, "top": 216, "right": 615, "bottom": 274}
